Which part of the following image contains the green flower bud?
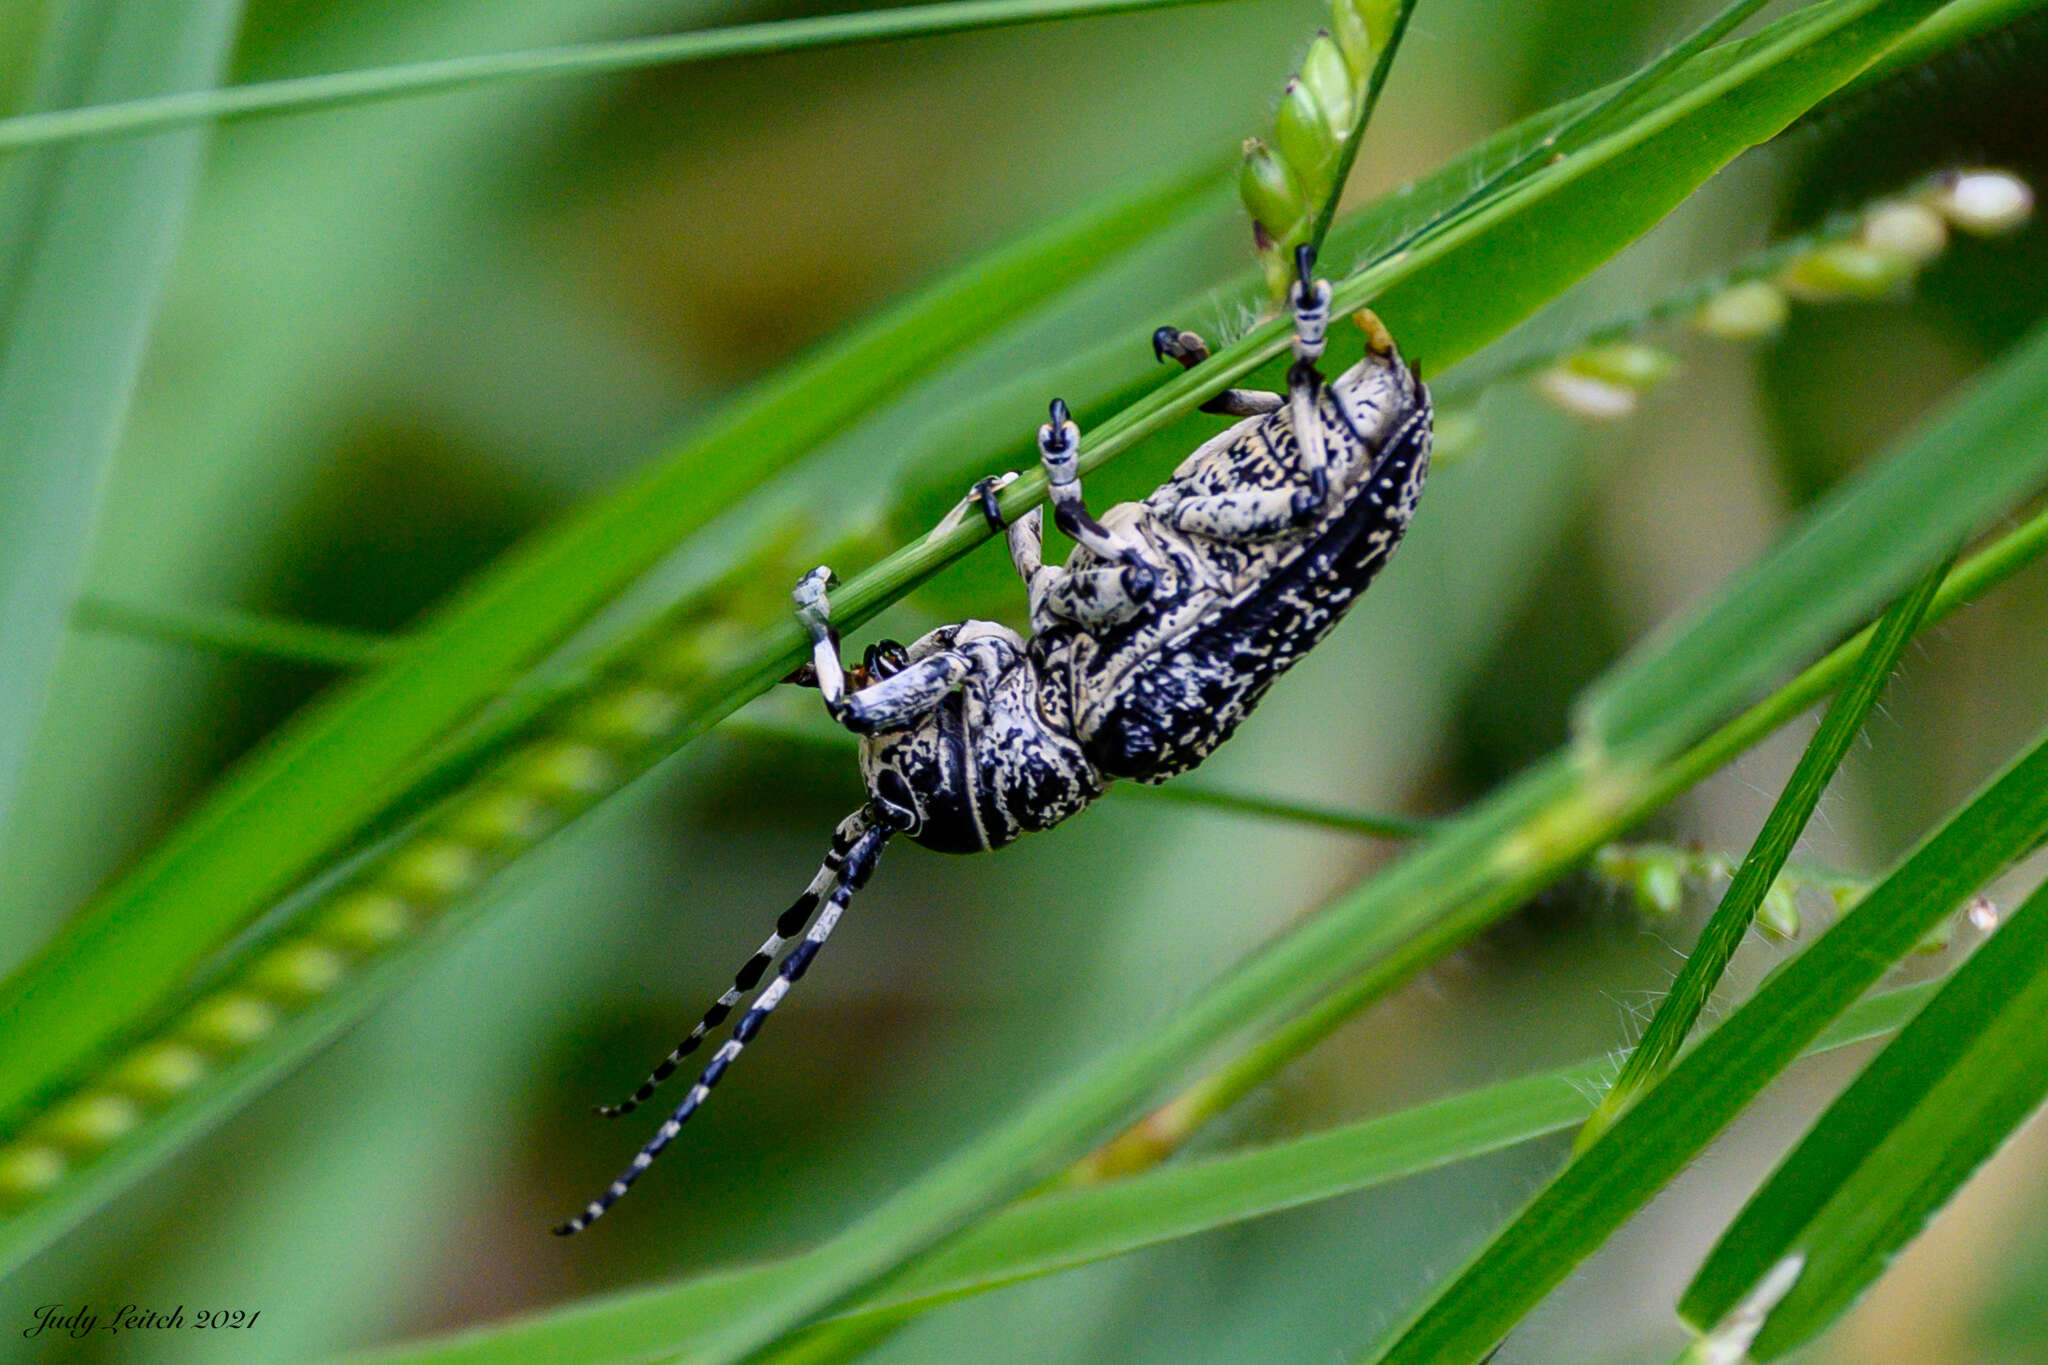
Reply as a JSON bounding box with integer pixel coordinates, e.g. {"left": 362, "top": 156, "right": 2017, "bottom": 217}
{"left": 1299, "top": 34, "right": 1357, "bottom": 138}
{"left": 35, "top": 1093, "right": 141, "bottom": 1150}
{"left": 1240, "top": 138, "right": 1309, "bottom": 245}
{"left": 382, "top": 838, "right": 486, "bottom": 905}
{"left": 1778, "top": 242, "right": 1915, "bottom": 300}
{"left": 1637, "top": 859, "right": 1684, "bottom": 918}
{"left": 511, "top": 741, "right": 615, "bottom": 804}
{"left": 1859, "top": 199, "right": 1948, "bottom": 263}
{"left": 1826, "top": 878, "right": 1867, "bottom": 915}
{"left": 1566, "top": 342, "right": 1678, "bottom": 390}
{"left": 1912, "top": 916, "right": 1955, "bottom": 956}
{"left": 248, "top": 943, "right": 348, "bottom": 1004}
{"left": 0, "top": 1146, "right": 65, "bottom": 1205}
{"left": 1276, "top": 80, "right": 1341, "bottom": 203}
{"left": 1330, "top": 0, "right": 1375, "bottom": 87}
{"left": 1692, "top": 280, "right": 1789, "bottom": 341}
{"left": 1757, "top": 882, "right": 1800, "bottom": 940}
{"left": 446, "top": 787, "right": 554, "bottom": 850}
{"left": 316, "top": 890, "right": 417, "bottom": 954}
{"left": 573, "top": 686, "right": 682, "bottom": 746}
{"left": 1538, "top": 367, "right": 1637, "bottom": 421}
{"left": 1358, "top": 0, "right": 1400, "bottom": 48}
{"left": 106, "top": 1043, "right": 208, "bottom": 1104}
{"left": 179, "top": 992, "right": 280, "bottom": 1051}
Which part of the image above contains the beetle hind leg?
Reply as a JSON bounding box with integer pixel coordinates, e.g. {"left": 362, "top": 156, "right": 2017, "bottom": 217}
{"left": 1153, "top": 326, "right": 1283, "bottom": 417}
{"left": 1284, "top": 245, "right": 1337, "bottom": 518}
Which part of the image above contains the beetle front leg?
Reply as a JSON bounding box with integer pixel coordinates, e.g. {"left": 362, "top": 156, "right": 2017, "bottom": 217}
{"left": 793, "top": 566, "right": 849, "bottom": 706}
{"left": 794, "top": 566, "right": 971, "bottom": 734}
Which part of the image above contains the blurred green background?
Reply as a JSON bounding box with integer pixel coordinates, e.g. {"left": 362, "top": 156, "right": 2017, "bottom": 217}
{"left": 2, "top": 0, "right": 2046, "bottom": 1360}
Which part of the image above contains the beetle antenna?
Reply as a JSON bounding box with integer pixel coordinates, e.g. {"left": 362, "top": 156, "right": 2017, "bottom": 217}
{"left": 557, "top": 805, "right": 900, "bottom": 1235}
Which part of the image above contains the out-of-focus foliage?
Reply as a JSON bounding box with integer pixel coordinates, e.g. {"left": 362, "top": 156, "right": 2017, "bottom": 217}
{"left": 0, "top": 2, "right": 2045, "bottom": 1363}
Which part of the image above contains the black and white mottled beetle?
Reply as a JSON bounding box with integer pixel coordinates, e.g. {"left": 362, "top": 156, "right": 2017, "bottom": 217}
{"left": 557, "top": 248, "right": 1431, "bottom": 1233}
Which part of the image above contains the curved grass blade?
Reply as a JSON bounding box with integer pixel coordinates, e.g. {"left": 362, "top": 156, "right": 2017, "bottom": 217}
{"left": 0, "top": 0, "right": 243, "bottom": 843}
{"left": 1680, "top": 879, "right": 2048, "bottom": 1358}
{"left": 0, "top": 0, "right": 1249, "bottom": 155}
{"left": 1334, "top": 0, "right": 1777, "bottom": 292}
{"left": 1358, "top": 725, "right": 2048, "bottom": 1365}
{"left": 1577, "top": 560, "right": 1948, "bottom": 1149}
{"left": 349, "top": 983, "right": 1940, "bottom": 1365}
{"left": 0, "top": 162, "right": 1221, "bottom": 1134}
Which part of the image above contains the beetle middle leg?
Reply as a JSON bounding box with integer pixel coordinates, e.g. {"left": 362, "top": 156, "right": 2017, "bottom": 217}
{"left": 1034, "top": 399, "right": 1162, "bottom": 594}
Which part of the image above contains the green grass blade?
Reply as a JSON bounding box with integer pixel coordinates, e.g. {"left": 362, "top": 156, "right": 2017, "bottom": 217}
{"left": 1578, "top": 561, "right": 1948, "bottom": 1148}
{"left": 72, "top": 596, "right": 399, "bottom": 670}
{"left": 1125, "top": 780, "right": 1434, "bottom": 839}
{"left": 1681, "top": 881, "right": 2048, "bottom": 1358}
{"left": 1345, "top": 0, "right": 1776, "bottom": 284}
{"left": 0, "top": 0, "right": 1246, "bottom": 154}
{"left": 0, "top": 0, "right": 243, "bottom": 839}
{"left": 0, "top": 163, "right": 1218, "bottom": 1132}
{"left": 1579, "top": 315, "right": 2048, "bottom": 761}
{"left": 352, "top": 982, "right": 1939, "bottom": 1365}
{"left": 1358, "top": 728, "right": 2048, "bottom": 1365}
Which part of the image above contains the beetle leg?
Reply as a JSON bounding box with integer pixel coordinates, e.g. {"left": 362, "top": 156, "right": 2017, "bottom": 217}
{"left": 1285, "top": 246, "right": 1336, "bottom": 517}
{"left": 1038, "top": 398, "right": 1161, "bottom": 599}
{"left": 1005, "top": 504, "right": 1045, "bottom": 579}
{"left": 793, "top": 566, "right": 849, "bottom": 706}
{"left": 1153, "top": 326, "right": 1284, "bottom": 417}
{"left": 833, "top": 652, "right": 974, "bottom": 735}
{"left": 1168, "top": 487, "right": 1316, "bottom": 542}
{"left": 795, "top": 566, "right": 972, "bottom": 733}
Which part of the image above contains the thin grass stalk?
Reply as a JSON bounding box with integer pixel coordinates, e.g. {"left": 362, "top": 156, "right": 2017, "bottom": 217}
{"left": 0, "top": 0, "right": 1248, "bottom": 154}
{"left": 1577, "top": 559, "right": 1947, "bottom": 1149}
{"left": 72, "top": 596, "right": 400, "bottom": 670}
{"left": 1303, "top": 0, "right": 1416, "bottom": 258}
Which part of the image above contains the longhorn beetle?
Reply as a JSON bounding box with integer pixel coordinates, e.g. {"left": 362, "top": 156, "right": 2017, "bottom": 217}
{"left": 556, "top": 247, "right": 1432, "bottom": 1234}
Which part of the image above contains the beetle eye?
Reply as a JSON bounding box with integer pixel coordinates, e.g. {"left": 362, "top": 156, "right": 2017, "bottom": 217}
{"left": 865, "top": 640, "right": 910, "bottom": 679}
